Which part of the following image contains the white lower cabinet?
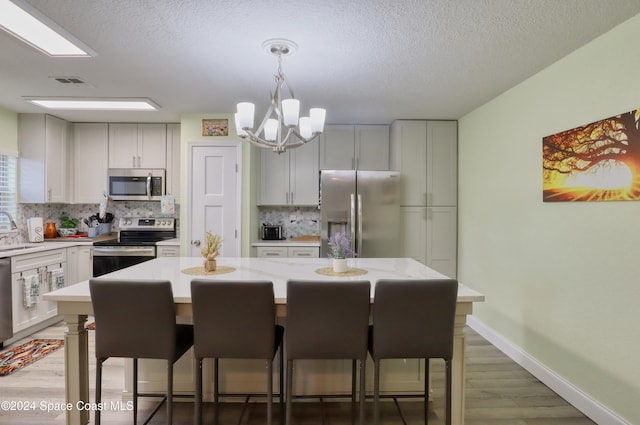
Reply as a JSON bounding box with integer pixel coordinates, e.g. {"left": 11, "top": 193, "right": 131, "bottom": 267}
{"left": 11, "top": 249, "right": 67, "bottom": 334}
{"left": 256, "top": 246, "right": 319, "bottom": 258}
{"left": 66, "top": 246, "right": 93, "bottom": 285}
{"left": 401, "top": 206, "right": 457, "bottom": 278}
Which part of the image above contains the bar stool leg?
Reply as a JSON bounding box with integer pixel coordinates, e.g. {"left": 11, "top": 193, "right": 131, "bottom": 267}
{"left": 445, "top": 359, "right": 452, "bottom": 425}
{"left": 214, "top": 358, "right": 220, "bottom": 425}
{"left": 373, "top": 359, "right": 381, "bottom": 425}
{"left": 95, "top": 359, "right": 104, "bottom": 425}
{"left": 167, "top": 361, "right": 174, "bottom": 425}
{"left": 425, "top": 358, "right": 430, "bottom": 425}
{"left": 359, "top": 359, "right": 366, "bottom": 425}
{"left": 286, "top": 359, "right": 294, "bottom": 425}
{"left": 267, "top": 360, "right": 273, "bottom": 425}
{"left": 133, "top": 358, "right": 138, "bottom": 425}
{"left": 195, "top": 358, "right": 203, "bottom": 425}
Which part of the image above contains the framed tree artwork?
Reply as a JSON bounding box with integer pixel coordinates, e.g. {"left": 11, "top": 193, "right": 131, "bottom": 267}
{"left": 543, "top": 108, "right": 640, "bottom": 202}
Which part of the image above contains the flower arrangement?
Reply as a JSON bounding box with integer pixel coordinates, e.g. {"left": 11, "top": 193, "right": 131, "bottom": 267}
{"left": 327, "top": 232, "right": 356, "bottom": 259}
{"left": 201, "top": 231, "right": 222, "bottom": 271}
{"left": 201, "top": 230, "right": 223, "bottom": 260}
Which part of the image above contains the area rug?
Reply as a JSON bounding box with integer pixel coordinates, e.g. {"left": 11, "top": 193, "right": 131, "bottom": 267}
{"left": 0, "top": 339, "right": 64, "bottom": 376}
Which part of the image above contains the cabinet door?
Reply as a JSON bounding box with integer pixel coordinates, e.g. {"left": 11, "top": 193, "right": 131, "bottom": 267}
{"left": 258, "top": 150, "right": 289, "bottom": 205}
{"left": 289, "top": 139, "right": 319, "bottom": 206}
{"left": 166, "top": 123, "right": 181, "bottom": 200}
{"left": 138, "top": 123, "right": 167, "bottom": 168}
{"left": 319, "top": 125, "right": 355, "bottom": 170}
{"left": 76, "top": 246, "right": 93, "bottom": 282}
{"left": 426, "top": 206, "right": 457, "bottom": 278}
{"left": 391, "top": 120, "right": 428, "bottom": 206}
{"left": 400, "top": 207, "right": 427, "bottom": 265}
{"left": 45, "top": 115, "right": 70, "bottom": 203}
{"left": 73, "top": 123, "right": 108, "bottom": 203}
{"left": 108, "top": 123, "right": 139, "bottom": 168}
{"left": 427, "top": 121, "right": 457, "bottom": 206}
{"left": 355, "top": 125, "right": 389, "bottom": 170}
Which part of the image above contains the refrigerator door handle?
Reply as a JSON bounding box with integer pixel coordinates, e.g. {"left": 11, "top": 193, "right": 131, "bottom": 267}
{"left": 357, "top": 194, "right": 363, "bottom": 256}
{"left": 350, "top": 193, "right": 356, "bottom": 254}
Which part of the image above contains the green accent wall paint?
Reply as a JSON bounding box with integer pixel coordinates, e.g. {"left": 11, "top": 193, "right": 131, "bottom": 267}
{"left": 458, "top": 14, "right": 640, "bottom": 424}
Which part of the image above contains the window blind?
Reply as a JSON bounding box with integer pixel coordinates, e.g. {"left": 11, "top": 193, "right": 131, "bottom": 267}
{"left": 0, "top": 154, "right": 17, "bottom": 231}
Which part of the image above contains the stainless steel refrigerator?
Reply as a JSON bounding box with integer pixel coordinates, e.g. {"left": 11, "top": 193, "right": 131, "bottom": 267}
{"left": 320, "top": 170, "right": 401, "bottom": 258}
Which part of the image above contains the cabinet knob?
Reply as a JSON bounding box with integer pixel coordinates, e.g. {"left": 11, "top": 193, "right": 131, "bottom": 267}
{"left": 191, "top": 240, "right": 201, "bottom": 247}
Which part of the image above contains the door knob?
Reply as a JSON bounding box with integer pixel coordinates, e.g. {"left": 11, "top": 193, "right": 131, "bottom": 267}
{"left": 192, "top": 240, "right": 201, "bottom": 246}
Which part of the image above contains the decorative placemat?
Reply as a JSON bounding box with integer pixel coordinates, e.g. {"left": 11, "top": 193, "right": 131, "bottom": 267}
{"left": 181, "top": 266, "right": 236, "bottom": 276}
{"left": 315, "top": 267, "right": 368, "bottom": 277}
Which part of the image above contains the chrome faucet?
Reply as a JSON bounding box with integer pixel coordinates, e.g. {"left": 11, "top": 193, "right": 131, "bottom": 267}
{"left": 0, "top": 212, "right": 17, "bottom": 230}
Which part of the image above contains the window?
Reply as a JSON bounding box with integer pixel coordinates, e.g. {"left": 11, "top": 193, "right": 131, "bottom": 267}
{"left": 0, "top": 154, "right": 17, "bottom": 231}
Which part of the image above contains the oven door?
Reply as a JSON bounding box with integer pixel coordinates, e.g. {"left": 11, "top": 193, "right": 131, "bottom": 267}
{"left": 92, "top": 246, "right": 156, "bottom": 277}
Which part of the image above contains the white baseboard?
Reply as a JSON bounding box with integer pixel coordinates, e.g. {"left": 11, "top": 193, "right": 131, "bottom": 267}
{"left": 466, "top": 316, "right": 629, "bottom": 425}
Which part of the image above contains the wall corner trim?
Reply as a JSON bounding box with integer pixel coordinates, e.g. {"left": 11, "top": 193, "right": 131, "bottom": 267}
{"left": 466, "top": 316, "right": 630, "bottom": 425}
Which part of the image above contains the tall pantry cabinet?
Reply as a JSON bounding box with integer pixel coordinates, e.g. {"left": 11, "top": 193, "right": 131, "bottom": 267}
{"left": 390, "top": 120, "right": 457, "bottom": 278}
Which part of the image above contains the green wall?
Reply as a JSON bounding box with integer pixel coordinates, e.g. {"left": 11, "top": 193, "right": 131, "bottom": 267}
{"left": 179, "top": 113, "right": 258, "bottom": 256}
{"left": 458, "top": 14, "right": 640, "bottom": 424}
{"left": 0, "top": 108, "right": 18, "bottom": 155}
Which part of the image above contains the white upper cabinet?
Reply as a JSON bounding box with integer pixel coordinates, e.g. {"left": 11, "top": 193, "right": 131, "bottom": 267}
{"left": 258, "top": 139, "right": 319, "bottom": 206}
{"left": 166, "top": 123, "right": 181, "bottom": 201}
{"left": 108, "top": 123, "right": 167, "bottom": 169}
{"left": 320, "top": 124, "right": 389, "bottom": 170}
{"left": 73, "top": 123, "right": 108, "bottom": 203}
{"left": 18, "top": 114, "right": 71, "bottom": 203}
{"left": 391, "top": 120, "right": 457, "bottom": 206}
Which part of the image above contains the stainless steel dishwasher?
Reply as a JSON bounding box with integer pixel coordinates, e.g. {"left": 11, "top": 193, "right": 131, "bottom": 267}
{"left": 0, "top": 257, "right": 12, "bottom": 347}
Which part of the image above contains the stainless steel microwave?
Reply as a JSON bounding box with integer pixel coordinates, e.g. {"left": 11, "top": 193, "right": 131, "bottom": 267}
{"left": 107, "top": 169, "right": 166, "bottom": 201}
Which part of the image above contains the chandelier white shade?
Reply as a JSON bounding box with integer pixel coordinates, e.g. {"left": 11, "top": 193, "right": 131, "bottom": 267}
{"left": 235, "top": 39, "right": 326, "bottom": 153}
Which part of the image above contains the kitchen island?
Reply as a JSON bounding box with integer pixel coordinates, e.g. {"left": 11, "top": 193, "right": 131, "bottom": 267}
{"left": 44, "top": 256, "right": 484, "bottom": 425}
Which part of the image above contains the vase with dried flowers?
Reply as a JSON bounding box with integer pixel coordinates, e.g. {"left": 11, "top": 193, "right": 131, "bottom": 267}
{"left": 201, "top": 230, "right": 223, "bottom": 272}
{"left": 327, "top": 231, "right": 356, "bottom": 273}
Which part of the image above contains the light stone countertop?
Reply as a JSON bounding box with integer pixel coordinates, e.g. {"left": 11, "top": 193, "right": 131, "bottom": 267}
{"left": 44, "top": 256, "right": 484, "bottom": 304}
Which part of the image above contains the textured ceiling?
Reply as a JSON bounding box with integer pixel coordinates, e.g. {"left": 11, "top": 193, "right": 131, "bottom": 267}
{"left": 1, "top": 0, "right": 639, "bottom": 124}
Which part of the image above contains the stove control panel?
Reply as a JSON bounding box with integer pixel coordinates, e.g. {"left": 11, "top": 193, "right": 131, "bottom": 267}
{"left": 119, "top": 217, "right": 175, "bottom": 230}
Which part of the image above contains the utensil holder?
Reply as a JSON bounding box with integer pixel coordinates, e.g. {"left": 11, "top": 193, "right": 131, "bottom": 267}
{"left": 97, "top": 223, "right": 111, "bottom": 235}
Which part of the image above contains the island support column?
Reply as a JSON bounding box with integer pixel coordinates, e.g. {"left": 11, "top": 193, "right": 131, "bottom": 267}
{"left": 64, "top": 314, "right": 90, "bottom": 425}
{"left": 451, "top": 303, "right": 471, "bottom": 425}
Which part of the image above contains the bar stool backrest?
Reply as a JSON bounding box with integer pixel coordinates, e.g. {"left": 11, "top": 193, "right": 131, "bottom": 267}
{"left": 190, "top": 279, "right": 277, "bottom": 359}
{"left": 286, "top": 279, "right": 371, "bottom": 360}
{"left": 371, "top": 279, "right": 458, "bottom": 360}
{"left": 89, "top": 279, "right": 178, "bottom": 360}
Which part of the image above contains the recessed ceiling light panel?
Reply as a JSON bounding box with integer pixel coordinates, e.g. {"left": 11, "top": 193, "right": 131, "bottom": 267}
{"left": 24, "top": 97, "right": 159, "bottom": 111}
{"left": 0, "top": 0, "right": 95, "bottom": 57}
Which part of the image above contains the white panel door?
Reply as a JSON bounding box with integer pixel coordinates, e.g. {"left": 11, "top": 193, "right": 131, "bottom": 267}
{"left": 188, "top": 143, "right": 241, "bottom": 257}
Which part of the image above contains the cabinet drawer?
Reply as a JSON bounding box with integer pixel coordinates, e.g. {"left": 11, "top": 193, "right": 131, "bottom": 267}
{"left": 157, "top": 246, "right": 179, "bottom": 257}
{"left": 257, "top": 247, "right": 288, "bottom": 258}
{"left": 288, "top": 247, "right": 319, "bottom": 258}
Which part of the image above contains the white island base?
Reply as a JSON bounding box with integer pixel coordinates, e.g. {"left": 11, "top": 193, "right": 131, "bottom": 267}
{"left": 46, "top": 257, "right": 483, "bottom": 425}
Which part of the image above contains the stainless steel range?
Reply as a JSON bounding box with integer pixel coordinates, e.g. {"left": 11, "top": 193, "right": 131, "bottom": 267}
{"left": 92, "top": 217, "right": 176, "bottom": 277}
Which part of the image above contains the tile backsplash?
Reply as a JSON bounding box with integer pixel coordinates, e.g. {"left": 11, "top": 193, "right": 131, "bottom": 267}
{"left": 259, "top": 206, "right": 320, "bottom": 239}
{"left": 6, "top": 201, "right": 180, "bottom": 245}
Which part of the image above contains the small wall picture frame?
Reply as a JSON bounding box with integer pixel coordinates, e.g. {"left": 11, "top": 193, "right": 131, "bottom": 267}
{"left": 202, "top": 118, "right": 228, "bottom": 136}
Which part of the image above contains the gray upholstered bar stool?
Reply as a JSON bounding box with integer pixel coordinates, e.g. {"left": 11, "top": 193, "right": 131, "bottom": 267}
{"left": 368, "top": 279, "right": 458, "bottom": 425}
{"left": 89, "top": 279, "right": 194, "bottom": 425}
{"left": 190, "top": 279, "right": 284, "bottom": 425}
{"left": 285, "top": 279, "right": 371, "bottom": 425}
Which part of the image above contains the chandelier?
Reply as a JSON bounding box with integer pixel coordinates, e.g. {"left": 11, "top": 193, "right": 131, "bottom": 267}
{"left": 235, "top": 39, "right": 326, "bottom": 153}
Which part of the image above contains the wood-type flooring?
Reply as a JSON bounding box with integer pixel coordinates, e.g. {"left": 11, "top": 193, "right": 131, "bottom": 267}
{"left": 0, "top": 322, "right": 596, "bottom": 425}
